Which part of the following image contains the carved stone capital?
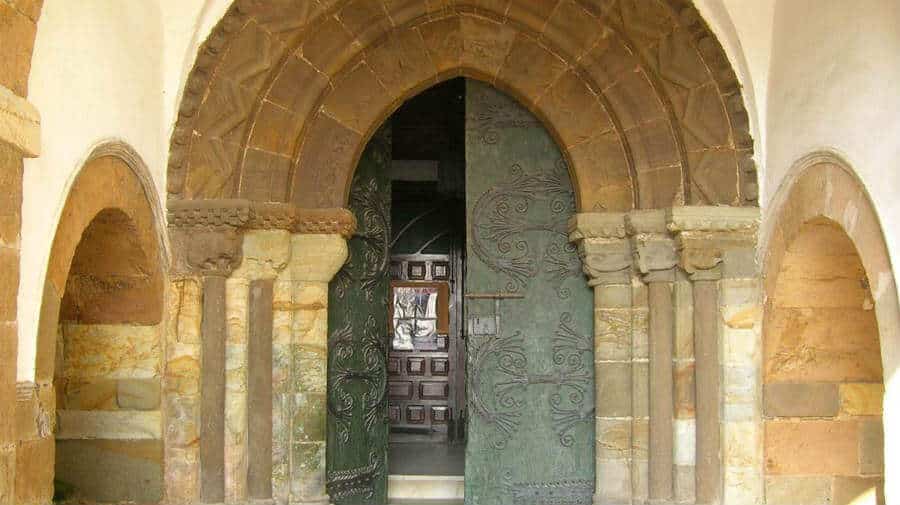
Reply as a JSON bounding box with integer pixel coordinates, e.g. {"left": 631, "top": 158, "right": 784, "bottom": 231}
{"left": 668, "top": 206, "right": 760, "bottom": 280}
{"left": 576, "top": 238, "right": 633, "bottom": 285}
{"left": 568, "top": 212, "right": 628, "bottom": 240}
{"left": 287, "top": 234, "right": 349, "bottom": 283}
{"left": 569, "top": 213, "right": 631, "bottom": 285}
{"left": 170, "top": 227, "right": 243, "bottom": 277}
{"left": 627, "top": 210, "right": 677, "bottom": 283}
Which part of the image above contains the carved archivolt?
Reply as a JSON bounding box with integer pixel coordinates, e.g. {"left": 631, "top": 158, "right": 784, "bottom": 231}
{"left": 169, "top": 0, "right": 757, "bottom": 212}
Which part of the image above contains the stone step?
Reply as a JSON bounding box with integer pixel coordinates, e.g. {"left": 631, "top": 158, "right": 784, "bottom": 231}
{"left": 388, "top": 475, "right": 464, "bottom": 501}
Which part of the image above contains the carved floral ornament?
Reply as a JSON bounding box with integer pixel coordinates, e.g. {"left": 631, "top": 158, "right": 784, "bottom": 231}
{"left": 568, "top": 206, "right": 760, "bottom": 283}
{"left": 167, "top": 199, "right": 357, "bottom": 276}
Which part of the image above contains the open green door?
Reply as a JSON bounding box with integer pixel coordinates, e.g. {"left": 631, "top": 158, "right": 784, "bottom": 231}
{"left": 326, "top": 125, "right": 392, "bottom": 505}
{"left": 464, "top": 81, "right": 595, "bottom": 504}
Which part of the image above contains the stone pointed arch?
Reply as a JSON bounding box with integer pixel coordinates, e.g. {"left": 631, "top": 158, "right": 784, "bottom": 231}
{"left": 168, "top": 0, "right": 756, "bottom": 212}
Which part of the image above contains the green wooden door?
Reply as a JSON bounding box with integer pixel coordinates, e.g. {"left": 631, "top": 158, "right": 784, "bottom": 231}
{"left": 464, "top": 81, "right": 595, "bottom": 504}
{"left": 326, "top": 126, "right": 392, "bottom": 505}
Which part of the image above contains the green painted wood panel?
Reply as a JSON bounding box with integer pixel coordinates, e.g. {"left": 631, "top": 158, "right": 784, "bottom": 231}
{"left": 326, "top": 125, "right": 392, "bottom": 505}
{"left": 464, "top": 80, "right": 595, "bottom": 505}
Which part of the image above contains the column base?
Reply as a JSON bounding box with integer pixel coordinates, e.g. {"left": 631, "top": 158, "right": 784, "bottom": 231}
{"left": 593, "top": 495, "right": 633, "bottom": 505}
{"left": 289, "top": 497, "right": 330, "bottom": 505}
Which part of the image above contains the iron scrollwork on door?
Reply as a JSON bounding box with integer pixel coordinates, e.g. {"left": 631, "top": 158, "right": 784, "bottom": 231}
{"left": 326, "top": 126, "right": 391, "bottom": 505}
{"left": 469, "top": 160, "right": 582, "bottom": 299}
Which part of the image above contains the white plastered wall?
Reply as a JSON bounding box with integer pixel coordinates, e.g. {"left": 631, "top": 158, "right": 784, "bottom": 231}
{"left": 14, "top": 1, "right": 900, "bottom": 498}
{"left": 762, "top": 0, "right": 900, "bottom": 500}
{"left": 16, "top": 0, "right": 222, "bottom": 381}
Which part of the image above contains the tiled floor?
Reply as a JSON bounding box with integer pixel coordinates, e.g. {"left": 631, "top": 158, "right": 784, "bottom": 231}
{"left": 388, "top": 442, "right": 465, "bottom": 475}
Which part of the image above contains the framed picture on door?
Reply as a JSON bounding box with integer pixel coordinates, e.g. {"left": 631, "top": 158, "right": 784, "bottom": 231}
{"left": 389, "top": 281, "right": 450, "bottom": 352}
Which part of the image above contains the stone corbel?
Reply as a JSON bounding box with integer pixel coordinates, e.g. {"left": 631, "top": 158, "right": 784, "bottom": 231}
{"left": 0, "top": 84, "right": 40, "bottom": 157}
{"left": 568, "top": 213, "right": 632, "bottom": 285}
{"left": 627, "top": 210, "right": 677, "bottom": 283}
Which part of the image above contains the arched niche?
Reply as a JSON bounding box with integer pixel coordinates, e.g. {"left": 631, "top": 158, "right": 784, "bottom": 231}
{"left": 761, "top": 153, "right": 897, "bottom": 505}
{"left": 18, "top": 144, "right": 167, "bottom": 505}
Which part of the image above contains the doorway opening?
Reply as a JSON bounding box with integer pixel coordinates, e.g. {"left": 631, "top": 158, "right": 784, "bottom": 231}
{"left": 386, "top": 78, "right": 467, "bottom": 479}
{"left": 326, "top": 77, "right": 590, "bottom": 505}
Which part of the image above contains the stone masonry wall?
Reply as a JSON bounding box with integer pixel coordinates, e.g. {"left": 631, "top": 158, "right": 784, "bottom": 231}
{"left": 0, "top": 1, "right": 43, "bottom": 503}
{"left": 763, "top": 220, "right": 885, "bottom": 505}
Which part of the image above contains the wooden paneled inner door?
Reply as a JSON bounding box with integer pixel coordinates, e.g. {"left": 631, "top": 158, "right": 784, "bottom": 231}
{"left": 388, "top": 254, "right": 463, "bottom": 442}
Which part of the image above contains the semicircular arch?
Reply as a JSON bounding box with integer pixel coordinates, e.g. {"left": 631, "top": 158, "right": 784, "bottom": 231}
{"left": 168, "top": 0, "right": 756, "bottom": 212}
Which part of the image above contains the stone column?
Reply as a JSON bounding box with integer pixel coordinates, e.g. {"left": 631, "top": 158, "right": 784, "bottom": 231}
{"left": 570, "top": 214, "right": 634, "bottom": 505}
{"left": 279, "top": 234, "right": 347, "bottom": 505}
{"left": 0, "top": 82, "right": 40, "bottom": 505}
{"left": 669, "top": 207, "right": 761, "bottom": 505}
{"left": 168, "top": 227, "right": 244, "bottom": 505}
{"left": 226, "top": 230, "right": 292, "bottom": 505}
{"left": 628, "top": 211, "right": 677, "bottom": 505}
{"left": 166, "top": 225, "right": 241, "bottom": 503}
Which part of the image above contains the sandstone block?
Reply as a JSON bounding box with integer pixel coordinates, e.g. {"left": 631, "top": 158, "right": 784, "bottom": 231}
{"left": 596, "top": 361, "right": 631, "bottom": 417}
{"left": 765, "top": 475, "right": 831, "bottom": 505}
{"left": 595, "top": 308, "right": 632, "bottom": 360}
{"left": 674, "top": 419, "right": 695, "bottom": 466}
{"left": 832, "top": 477, "right": 885, "bottom": 505}
{"left": 858, "top": 419, "right": 884, "bottom": 476}
{"left": 764, "top": 383, "right": 839, "bottom": 418}
{"left": 765, "top": 420, "right": 858, "bottom": 475}
{"left": 14, "top": 436, "right": 53, "bottom": 505}
{"left": 839, "top": 383, "right": 883, "bottom": 416}
{"left": 56, "top": 410, "right": 162, "bottom": 440}
{"left": 117, "top": 379, "right": 161, "bottom": 410}
{"left": 596, "top": 418, "right": 631, "bottom": 459}
{"left": 674, "top": 464, "right": 695, "bottom": 503}
{"left": 64, "top": 380, "right": 118, "bottom": 410}
{"left": 596, "top": 458, "right": 632, "bottom": 503}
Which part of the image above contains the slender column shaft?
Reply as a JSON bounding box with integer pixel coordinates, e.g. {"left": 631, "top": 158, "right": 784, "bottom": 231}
{"left": 693, "top": 280, "right": 721, "bottom": 504}
{"left": 648, "top": 281, "right": 674, "bottom": 503}
{"left": 201, "top": 276, "right": 227, "bottom": 503}
{"left": 248, "top": 280, "right": 274, "bottom": 501}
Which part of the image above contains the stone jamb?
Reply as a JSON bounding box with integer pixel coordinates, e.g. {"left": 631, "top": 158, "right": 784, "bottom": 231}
{"left": 570, "top": 213, "right": 634, "bottom": 505}
{"left": 571, "top": 206, "right": 762, "bottom": 505}
{"left": 166, "top": 211, "right": 350, "bottom": 505}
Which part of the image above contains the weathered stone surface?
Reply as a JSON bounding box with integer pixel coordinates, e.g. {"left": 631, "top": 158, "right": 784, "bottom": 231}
{"left": 0, "top": 84, "right": 40, "bottom": 156}
{"left": 765, "top": 475, "right": 831, "bottom": 505}
{"left": 61, "top": 323, "right": 161, "bottom": 380}
{"left": 63, "top": 380, "right": 118, "bottom": 410}
{"left": 117, "top": 379, "right": 161, "bottom": 410}
{"left": 839, "top": 383, "right": 884, "bottom": 416}
{"left": 15, "top": 436, "right": 53, "bottom": 505}
{"left": 859, "top": 419, "right": 884, "bottom": 476}
{"left": 596, "top": 361, "right": 632, "bottom": 417}
{"left": 596, "top": 458, "right": 632, "bottom": 504}
{"left": 56, "top": 410, "right": 162, "bottom": 440}
{"left": 55, "top": 440, "right": 163, "bottom": 504}
{"left": 764, "top": 383, "right": 839, "bottom": 418}
{"left": 596, "top": 418, "right": 631, "bottom": 459}
{"left": 832, "top": 477, "right": 885, "bottom": 505}
{"left": 765, "top": 420, "right": 858, "bottom": 475}
{"left": 596, "top": 308, "right": 632, "bottom": 360}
